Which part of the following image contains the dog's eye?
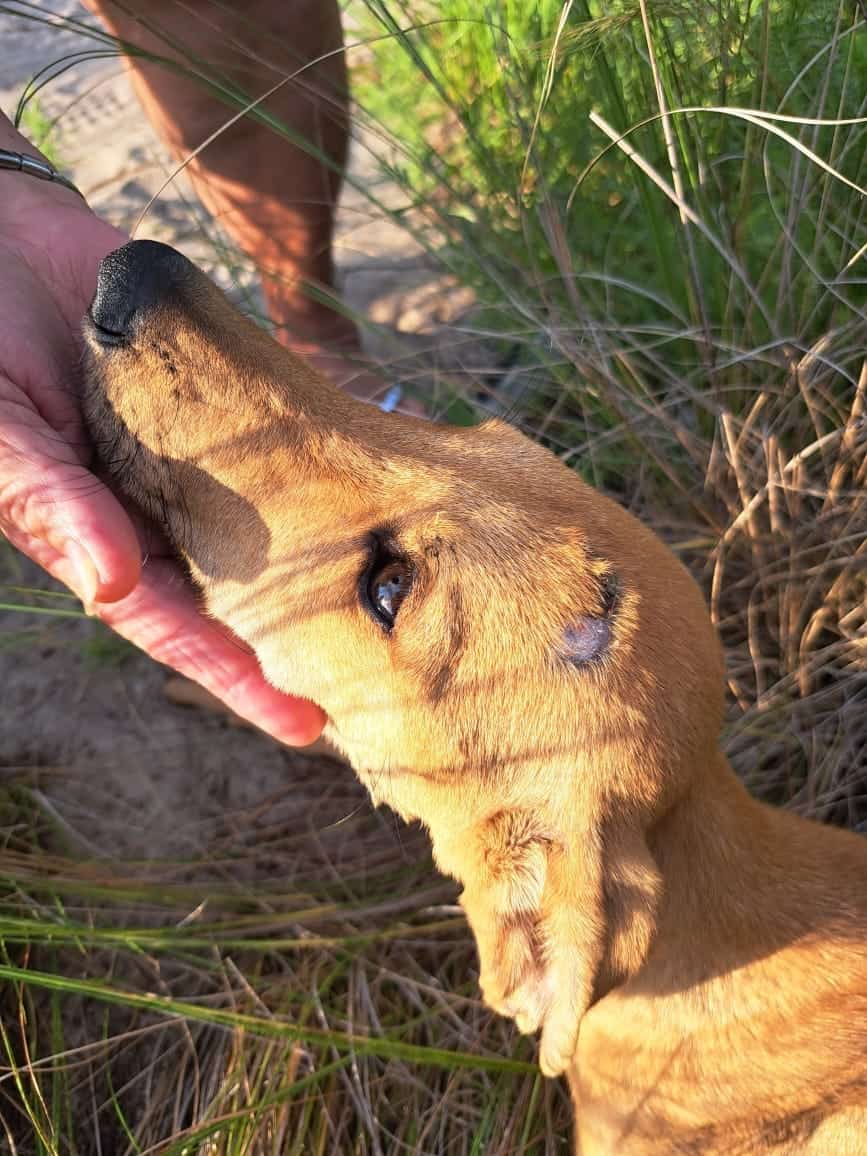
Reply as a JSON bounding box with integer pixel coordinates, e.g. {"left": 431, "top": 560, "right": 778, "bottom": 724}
{"left": 367, "top": 558, "right": 412, "bottom": 629}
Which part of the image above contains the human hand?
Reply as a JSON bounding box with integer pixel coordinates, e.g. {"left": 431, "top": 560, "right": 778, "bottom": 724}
{"left": 0, "top": 115, "right": 325, "bottom": 745}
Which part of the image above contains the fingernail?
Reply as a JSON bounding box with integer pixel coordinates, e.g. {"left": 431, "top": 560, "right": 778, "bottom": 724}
{"left": 64, "top": 540, "right": 100, "bottom": 611}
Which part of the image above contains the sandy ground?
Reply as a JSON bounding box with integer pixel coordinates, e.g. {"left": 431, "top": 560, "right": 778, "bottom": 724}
{"left": 0, "top": 2, "right": 459, "bottom": 861}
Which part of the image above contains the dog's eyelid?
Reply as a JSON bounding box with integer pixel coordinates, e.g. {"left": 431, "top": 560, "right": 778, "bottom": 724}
{"left": 366, "top": 526, "right": 403, "bottom": 559}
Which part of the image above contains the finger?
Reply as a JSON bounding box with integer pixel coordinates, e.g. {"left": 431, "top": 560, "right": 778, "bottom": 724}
{"left": 0, "top": 436, "right": 141, "bottom": 603}
{"left": 96, "top": 558, "right": 326, "bottom": 747}
{"left": 0, "top": 454, "right": 141, "bottom": 603}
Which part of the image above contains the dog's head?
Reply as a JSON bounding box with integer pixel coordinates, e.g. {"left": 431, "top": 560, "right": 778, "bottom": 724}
{"left": 82, "top": 240, "right": 730, "bottom": 1068}
{"left": 82, "top": 241, "right": 723, "bottom": 834}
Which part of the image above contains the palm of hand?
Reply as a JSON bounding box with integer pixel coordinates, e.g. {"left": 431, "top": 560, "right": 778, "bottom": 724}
{"left": 0, "top": 182, "right": 324, "bottom": 745}
{"left": 0, "top": 189, "right": 137, "bottom": 593}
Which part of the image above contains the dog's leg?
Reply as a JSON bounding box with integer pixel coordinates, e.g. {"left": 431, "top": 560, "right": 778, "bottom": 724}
{"left": 458, "top": 813, "right": 661, "bottom": 1077}
{"left": 598, "top": 821, "right": 662, "bottom": 986}
{"left": 456, "top": 811, "right": 604, "bottom": 1076}
{"left": 458, "top": 810, "right": 552, "bottom": 1022}
{"left": 530, "top": 823, "right": 661, "bottom": 1076}
{"left": 84, "top": 0, "right": 355, "bottom": 354}
{"left": 534, "top": 840, "right": 607, "bottom": 1077}
{"left": 497, "top": 832, "right": 607, "bottom": 1077}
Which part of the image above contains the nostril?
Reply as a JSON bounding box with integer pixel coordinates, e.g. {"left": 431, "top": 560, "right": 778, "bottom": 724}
{"left": 90, "top": 239, "right": 194, "bottom": 340}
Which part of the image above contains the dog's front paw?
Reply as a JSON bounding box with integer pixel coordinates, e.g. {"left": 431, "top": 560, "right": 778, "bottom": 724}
{"left": 467, "top": 903, "right": 541, "bottom": 1012}
{"left": 475, "top": 910, "right": 549, "bottom": 1026}
{"left": 537, "top": 981, "right": 584, "bottom": 1077}
{"left": 465, "top": 894, "right": 586, "bottom": 1076}
{"left": 460, "top": 809, "right": 552, "bottom": 1021}
{"left": 495, "top": 963, "right": 583, "bottom": 1077}
{"left": 496, "top": 971, "right": 553, "bottom": 1037}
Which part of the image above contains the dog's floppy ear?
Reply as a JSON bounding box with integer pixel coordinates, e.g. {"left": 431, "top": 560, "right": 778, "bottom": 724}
{"left": 437, "top": 808, "right": 661, "bottom": 1076}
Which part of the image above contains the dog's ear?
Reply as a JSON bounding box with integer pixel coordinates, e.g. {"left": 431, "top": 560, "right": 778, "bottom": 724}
{"left": 446, "top": 810, "right": 661, "bottom": 1077}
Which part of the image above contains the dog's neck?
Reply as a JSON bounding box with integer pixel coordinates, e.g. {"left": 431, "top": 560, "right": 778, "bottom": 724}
{"left": 645, "top": 752, "right": 864, "bottom": 988}
{"left": 572, "top": 751, "right": 867, "bottom": 1149}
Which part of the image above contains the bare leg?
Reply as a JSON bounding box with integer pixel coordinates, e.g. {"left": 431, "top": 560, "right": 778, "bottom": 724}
{"left": 84, "top": 0, "right": 388, "bottom": 398}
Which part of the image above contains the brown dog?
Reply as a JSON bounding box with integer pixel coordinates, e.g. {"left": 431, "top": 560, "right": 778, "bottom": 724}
{"left": 81, "top": 241, "right": 867, "bottom": 1154}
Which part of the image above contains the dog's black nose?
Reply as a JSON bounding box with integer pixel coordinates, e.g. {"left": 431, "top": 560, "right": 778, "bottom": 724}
{"left": 89, "top": 240, "right": 194, "bottom": 342}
